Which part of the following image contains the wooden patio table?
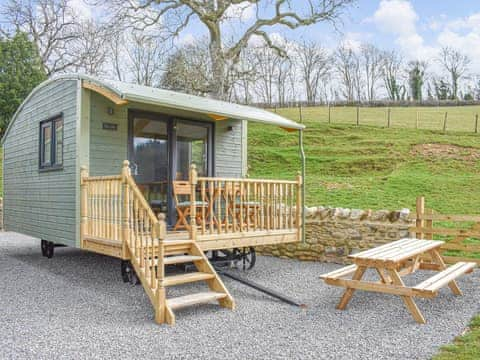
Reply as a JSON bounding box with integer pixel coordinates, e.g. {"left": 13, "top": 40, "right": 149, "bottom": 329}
{"left": 320, "top": 238, "right": 476, "bottom": 324}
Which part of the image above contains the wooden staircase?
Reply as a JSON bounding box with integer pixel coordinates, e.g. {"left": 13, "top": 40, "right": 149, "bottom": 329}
{"left": 80, "top": 161, "right": 234, "bottom": 325}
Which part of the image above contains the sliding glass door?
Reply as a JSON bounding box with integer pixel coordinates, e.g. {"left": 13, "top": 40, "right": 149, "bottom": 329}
{"left": 128, "top": 111, "right": 213, "bottom": 225}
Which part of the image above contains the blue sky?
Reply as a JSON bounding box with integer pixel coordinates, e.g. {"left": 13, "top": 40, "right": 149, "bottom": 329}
{"left": 171, "top": 0, "right": 480, "bottom": 71}
{"left": 2, "top": 0, "right": 480, "bottom": 71}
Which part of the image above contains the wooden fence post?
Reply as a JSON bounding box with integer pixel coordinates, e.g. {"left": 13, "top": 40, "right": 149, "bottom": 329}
{"left": 356, "top": 105, "right": 360, "bottom": 126}
{"left": 416, "top": 111, "right": 419, "bottom": 129}
{"left": 121, "top": 160, "right": 131, "bottom": 258}
{"left": 387, "top": 108, "right": 391, "bottom": 128}
{"left": 328, "top": 104, "right": 331, "bottom": 124}
{"left": 475, "top": 114, "right": 478, "bottom": 134}
{"left": 443, "top": 112, "right": 448, "bottom": 132}
{"left": 155, "top": 213, "right": 167, "bottom": 324}
{"left": 80, "top": 166, "right": 89, "bottom": 248}
{"left": 189, "top": 164, "right": 198, "bottom": 241}
{"left": 415, "top": 196, "right": 425, "bottom": 239}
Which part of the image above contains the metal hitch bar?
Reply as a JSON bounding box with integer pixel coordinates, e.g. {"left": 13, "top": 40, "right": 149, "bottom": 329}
{"left": 216, "top": 269, "right": 307, "bottom": 308}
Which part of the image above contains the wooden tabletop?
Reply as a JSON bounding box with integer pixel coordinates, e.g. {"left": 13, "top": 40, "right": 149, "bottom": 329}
{"left": 349, "top": 238, "right": 444, "bottom": 268}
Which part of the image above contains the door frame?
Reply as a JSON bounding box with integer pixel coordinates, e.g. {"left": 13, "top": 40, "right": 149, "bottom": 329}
{"left": 127, "top": 109, "right": 215, "bottom": 226}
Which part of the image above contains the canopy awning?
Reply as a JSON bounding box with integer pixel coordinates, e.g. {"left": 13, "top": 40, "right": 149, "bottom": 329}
{"left": 79, "top": 74, "right": 304, "bottom": 131}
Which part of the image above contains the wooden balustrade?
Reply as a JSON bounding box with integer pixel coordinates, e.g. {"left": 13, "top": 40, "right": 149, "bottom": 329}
{"left": 192, "top": 166, "right": 302, "bottom": 237}
{"left": 80, "top": 161, "right": 167, "bottom": 301}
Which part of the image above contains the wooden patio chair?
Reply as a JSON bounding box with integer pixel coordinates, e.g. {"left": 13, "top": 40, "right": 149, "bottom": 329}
{"left": 172, "top": 180, "right": 208, "bottom": 231}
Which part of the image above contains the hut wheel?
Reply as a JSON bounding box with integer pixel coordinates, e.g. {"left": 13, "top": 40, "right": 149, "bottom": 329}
{"left": 121, "top": 260, "right": 140, "bottom": 284}
{"left": 233, "top": 247, "right": 256, "bottom": 271}
{"left": 42, "top": 241, "right": 54, "bottom": 258}
{"left": 41, "top": 240, "right": 48, "bottom": 257}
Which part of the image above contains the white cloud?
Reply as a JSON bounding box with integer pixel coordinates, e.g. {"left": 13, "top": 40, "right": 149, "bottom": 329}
{"left": 372, "top": 0, "right": 436, "bottom": 61}
{"left": 373, "top": 0, "right": 417, "bottom": 36}
{"left": 178, "top": 33, "right": 196, "bottom": 46}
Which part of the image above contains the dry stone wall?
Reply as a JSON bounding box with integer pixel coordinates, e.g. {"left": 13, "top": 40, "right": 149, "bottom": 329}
{"left": 258, "top": 206, "right": 414, "bottom": 264}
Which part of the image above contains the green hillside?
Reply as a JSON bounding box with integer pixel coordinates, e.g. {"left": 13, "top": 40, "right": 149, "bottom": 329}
{"left": 248, "top": 117, "right": 480, "bottom": 214}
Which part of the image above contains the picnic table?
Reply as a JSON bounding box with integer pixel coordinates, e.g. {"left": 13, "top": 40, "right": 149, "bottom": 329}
{"left": 320, "top": 238, "right": 476, "bottom": 324}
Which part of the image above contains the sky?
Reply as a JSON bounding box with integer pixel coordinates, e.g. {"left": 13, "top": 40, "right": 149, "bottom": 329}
{"left": 173, "top": 0, "right": 480, "bottom": 73}
{"left": 2, "top": 0, "right": 480, "bottom": 73}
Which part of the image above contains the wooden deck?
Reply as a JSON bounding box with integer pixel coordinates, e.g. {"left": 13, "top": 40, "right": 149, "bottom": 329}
{"left": 79, "top": 160, "right": 302, "bottom": 325}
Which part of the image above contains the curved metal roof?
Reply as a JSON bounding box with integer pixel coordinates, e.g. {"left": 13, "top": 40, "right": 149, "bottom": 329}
{"left": 2, "top": 74, "right": 304, "bottom": 142}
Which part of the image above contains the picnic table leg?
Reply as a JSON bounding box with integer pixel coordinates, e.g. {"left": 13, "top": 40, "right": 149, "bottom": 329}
{"left": 376, "top": 268, "right": 392, "bottom": 284}
{"left": 387, "top": 269, "right": 426, "bottom": 324}
{"left": 428, "top": 249, "right": 462, "bottom": 296}
{"left": 336, "top": 266, "right": 367, "bottom": 310}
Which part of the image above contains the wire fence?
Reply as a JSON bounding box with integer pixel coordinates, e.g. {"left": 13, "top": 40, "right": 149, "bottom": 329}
{"left": 273, "top": 105, "right": 480, "bottom": 133}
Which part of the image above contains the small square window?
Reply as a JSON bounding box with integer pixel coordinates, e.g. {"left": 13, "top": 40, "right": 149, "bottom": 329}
{"left": 39, "top": 114, "right": 63, "bottom": 170}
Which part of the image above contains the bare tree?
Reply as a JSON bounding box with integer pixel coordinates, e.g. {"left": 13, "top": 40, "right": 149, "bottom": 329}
{"left": 101, "top": 0, "right": 355, "bottom": 100}
{"left": 2, "top": 0, "right": 83, "bottom": 75}
{"left": 360, "top": 43, "right": 383, "bottom": 102}
{"left": 438, "top": 47, "right": 471, "bottom": 100}
{"left": 126, "top": 33, "right": 167, "bottom": 86}
{"left": 73, "top": 20, "right": 109, "bottom": 76}
{"left": 251, "top": 46, "right": 282, "bottom": 106}
{"left": 382, "top": 50, "right": 404, "bottom": 101}
{"left": 335, "top": 44, "right": 358, "bottom": 102}
{"left": 161, "top": 40, "right": 212, "bottom": 96}
{"left": 297, "top": 41, "right": 331, "bottom": 104}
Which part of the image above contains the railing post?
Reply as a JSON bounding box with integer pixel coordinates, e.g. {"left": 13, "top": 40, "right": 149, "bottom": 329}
{"left": 121, "top": 160, "right": 131, "bottom": 259}
{"left": 296, "top": 172, "right": 303, "bottom": 241}
{"left": 189, "top": 164, "right": 198, "bottom": 241}
{"left": 80, "top": 166, "right": 89, "bottom": 248}
{"left": 155, "top": 213, "right": 167, "bottom": 324}
{"left": 415, "top": 196, "right": 425, "bottom": 239}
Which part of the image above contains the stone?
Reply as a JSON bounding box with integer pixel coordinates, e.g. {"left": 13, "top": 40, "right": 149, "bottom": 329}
{"left": 350, "top": 209, "right": 365, "bottom": 220}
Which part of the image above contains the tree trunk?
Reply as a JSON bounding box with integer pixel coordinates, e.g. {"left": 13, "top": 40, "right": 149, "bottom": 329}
{"left": 208, "top": 26, "right": 226, "bottom": 100}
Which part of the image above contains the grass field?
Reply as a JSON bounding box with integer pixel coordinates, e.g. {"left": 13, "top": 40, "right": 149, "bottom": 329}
{"left": 248, "top": 112, "right": 480, "bottom": 214}
{"left": 275, "top": 105, "right": 480, "bottom": 133}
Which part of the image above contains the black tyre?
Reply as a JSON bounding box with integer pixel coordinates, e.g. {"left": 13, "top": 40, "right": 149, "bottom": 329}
{"left": 233, "top": 247, "right": 256, "bottom": 271}
{"left": 41, "top": 240, "right": 48, "bottom": 257}
{"left": 121, "top": 260, "right": 140, "bottom": 284}
{"left": 45, "top": 241, "right": 54, "bottom": 259}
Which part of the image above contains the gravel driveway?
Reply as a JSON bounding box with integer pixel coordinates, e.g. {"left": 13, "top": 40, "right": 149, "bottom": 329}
{"left": 1, "top": 232, "right": 479, "bottom": 360}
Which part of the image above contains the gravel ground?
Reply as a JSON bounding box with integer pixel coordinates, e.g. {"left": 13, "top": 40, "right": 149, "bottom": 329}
{"left": 1, "top": 232, "right": 480, "bottom": 360}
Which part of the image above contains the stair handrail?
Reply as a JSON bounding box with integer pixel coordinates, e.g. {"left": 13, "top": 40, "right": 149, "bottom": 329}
{"left": 120, "top": 161, "right": 168, "bottom": 322}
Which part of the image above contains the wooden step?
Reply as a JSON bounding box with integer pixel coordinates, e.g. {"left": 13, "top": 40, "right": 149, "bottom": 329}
{"left": 163, "top": 272, "right": 215, "bottom": 286}
{"left": 164, "top": 240, "right": 193, "bottom": 255}
{"left": 414, "top": 262, "right": 476, "bottom": 292}
{"left": 167, "top": 291, "right": 227, "bottom": 310}
{"left": 163, "top": 255, "right": 203, "bottom": 265}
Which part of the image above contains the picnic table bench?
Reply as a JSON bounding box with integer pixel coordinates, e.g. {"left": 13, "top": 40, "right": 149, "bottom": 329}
{"left": 320, "top": 238, "right": 476, "bottom": 324}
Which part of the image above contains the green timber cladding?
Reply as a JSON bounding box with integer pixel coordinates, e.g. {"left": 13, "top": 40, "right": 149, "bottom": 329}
{"left": 3, "top": 80, "right": 78, "bottom": 246}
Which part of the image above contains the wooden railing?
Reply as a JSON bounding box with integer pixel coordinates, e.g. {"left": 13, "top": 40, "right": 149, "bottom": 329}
{"left": 409, "top": 196, "right": 480, "bottom": 264}
{"left": 188, "top": 165, "right": 302, "bottom": 238}
{"left": 80, "top": 161, "right": 168, "bottom": 322}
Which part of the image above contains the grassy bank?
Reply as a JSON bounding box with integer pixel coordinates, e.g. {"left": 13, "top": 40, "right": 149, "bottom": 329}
{"left": 248, "top": 120, "right": 480, "bottom": 214}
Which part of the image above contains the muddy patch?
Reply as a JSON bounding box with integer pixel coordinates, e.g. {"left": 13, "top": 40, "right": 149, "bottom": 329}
{"left": 411, "top": 143, "right": 480, "bottom": 161}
